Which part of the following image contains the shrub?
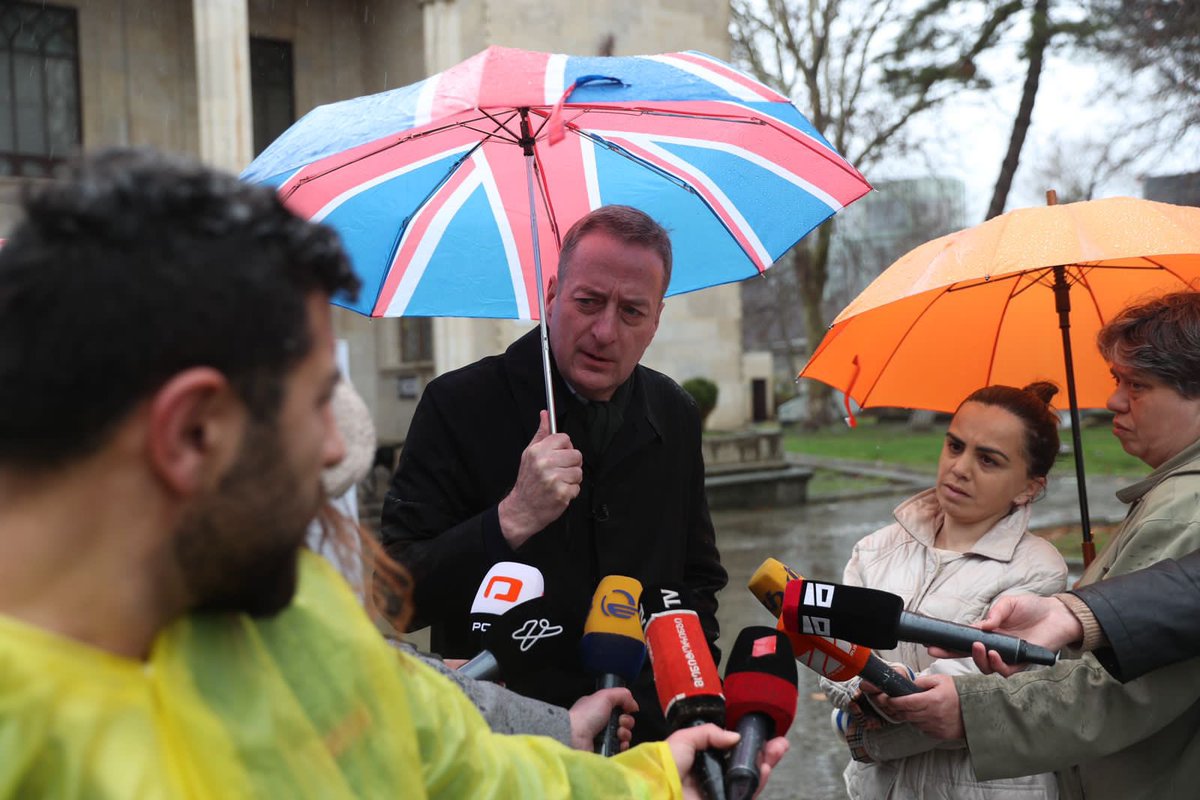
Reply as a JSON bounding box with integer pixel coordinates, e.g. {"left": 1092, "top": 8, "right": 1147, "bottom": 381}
{"left": 683, "top": 377, "right": 719, "bottom": 429}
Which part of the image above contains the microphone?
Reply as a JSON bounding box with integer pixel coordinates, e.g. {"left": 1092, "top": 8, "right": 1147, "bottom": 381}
{"left": 580, "top": 576, "right": 647, "bottom": 757}
{"left": 468, "top": 561, "right": 545, "bottom": 650}
{"left": 780, "top": 577, "right": 1058, "bottom": 667}
{"left": 723, "top": 627, "right": 797, "bottom": 800}
{"left": 748, "top": 558, "right": 922, "bottom": 696}
{"left": 459, "top": 595, "right": 577, "bottom": 681}
{"left": 639, "top": 584, "right": 727, "bottom": 800}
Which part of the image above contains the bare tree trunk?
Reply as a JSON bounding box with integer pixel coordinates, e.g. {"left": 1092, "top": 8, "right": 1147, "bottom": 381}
{"left": 986, "top": 0, "right": 1051, "bottom": 220}
{"left": 796, "top": 223, "right": 835, "bottom": 427}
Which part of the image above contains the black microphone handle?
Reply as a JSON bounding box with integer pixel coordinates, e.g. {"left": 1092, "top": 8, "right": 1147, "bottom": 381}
{"left": 457, "top": 650, "right": 501, "bottom": 681}
{"left": 595, "top": 674, "right": 624, "bottom": 757}
{"left": 898, "top": 612, "right": 1058, "bottom": 666}
{"left": 858, "top": 652, "right": 924, "bottom": 696}
{"left": 686, "top": 719, "right": 728, "bottom": 800}
{"left": 725, "top": 712, "right": 769, "bottom": 800}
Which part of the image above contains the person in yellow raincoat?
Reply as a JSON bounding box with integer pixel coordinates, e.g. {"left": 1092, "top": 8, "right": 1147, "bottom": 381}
{"left": 0, "top": 148, "right": 787, "bottom": 799}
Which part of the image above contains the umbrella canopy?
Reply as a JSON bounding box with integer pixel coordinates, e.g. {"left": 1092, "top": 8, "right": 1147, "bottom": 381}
{"left": 241, "top": 45, "right": 870, "bottom": 320}
{"left": 799, "top": 195, "right": 1200, "bottom": 566}
{"left": 802, "top": 196, "right": 1200, "bottom": 412}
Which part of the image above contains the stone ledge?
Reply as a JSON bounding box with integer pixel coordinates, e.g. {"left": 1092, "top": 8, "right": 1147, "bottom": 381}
{"left": 705, "top": 465, "right": 813, "bottom": 510}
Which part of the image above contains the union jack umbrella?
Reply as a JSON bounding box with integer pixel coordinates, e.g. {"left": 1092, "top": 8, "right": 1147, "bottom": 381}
{"left": 242, "top": 46, "right": 870, "bottom": 427}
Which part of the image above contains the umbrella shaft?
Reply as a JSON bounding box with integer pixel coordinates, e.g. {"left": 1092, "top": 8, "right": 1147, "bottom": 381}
{"left": 1053, "top": 266, "right": 1093, "bottom": 564}
{"left": 523, "top": 138, "right": 558, "bottom": 434}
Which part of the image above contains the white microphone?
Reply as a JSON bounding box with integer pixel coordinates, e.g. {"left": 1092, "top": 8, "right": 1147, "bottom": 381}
{"left": 468, "top": 562, "right": 545, "bottom": 643}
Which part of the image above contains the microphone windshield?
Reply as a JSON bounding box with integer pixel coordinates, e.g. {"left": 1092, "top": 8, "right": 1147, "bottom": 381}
{"left": 781, "top": 577, "right": 903, "bottom": 649}
{"left": 724, "top": 627, "right": 798, "bottom": 734}
{"left": 639, "top": 584, "right": 724, "bottom": 728}
{"left": 580, "top": 575, "right": 646, "bottom": 683}
{"left": 470, "top": 561, "right": 545, "bottom": 616}
{"left": 481, "top": 596, "right": 579, "bottom": 676}
{"left": 747, "top": 555, "right": 875, "bottom": 681}
{"left": 748, "top": 558, "right": 803, "bottom": 618}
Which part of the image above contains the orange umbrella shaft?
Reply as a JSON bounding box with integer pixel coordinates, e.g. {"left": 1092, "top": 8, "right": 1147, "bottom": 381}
{"left": 1053, "top": 265, "right": 1094, "bottom": 567}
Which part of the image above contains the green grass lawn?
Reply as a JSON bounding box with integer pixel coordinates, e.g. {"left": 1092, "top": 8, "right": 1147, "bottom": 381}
{"left": 782, "top": 416, "right": 1145, "bottom": 478}
{"left": 807, "top": 468, "right": 897, "bottom": 498}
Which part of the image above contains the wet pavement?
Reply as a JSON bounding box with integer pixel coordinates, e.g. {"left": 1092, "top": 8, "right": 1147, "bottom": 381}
{"left": 710, "top": 472, "right": 1135, "bottom": 799}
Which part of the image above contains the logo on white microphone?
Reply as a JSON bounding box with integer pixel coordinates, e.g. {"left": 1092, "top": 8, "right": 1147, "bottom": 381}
{"left": 511, "top": 618, "right": 564, "bottom": 652}
{"left": 801, "top": 581, "right": 835, "bottom": 637}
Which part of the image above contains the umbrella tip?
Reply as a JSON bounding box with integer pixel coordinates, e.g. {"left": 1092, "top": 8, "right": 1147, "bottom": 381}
{"left": 1045, "top": 189, "right": 1058, "bottom": 206}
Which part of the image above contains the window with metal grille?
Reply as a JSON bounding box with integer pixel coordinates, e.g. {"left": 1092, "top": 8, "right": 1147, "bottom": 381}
{"left": 0, "top": 2, "right": 81, "bottom": 178}
{"left": 250, "top": 37, "right": 294, "bottom": 156}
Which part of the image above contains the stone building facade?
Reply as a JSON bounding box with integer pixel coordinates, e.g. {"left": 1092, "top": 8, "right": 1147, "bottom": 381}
{"left": 0, "top": 0, "right": 765, "bottom": 445}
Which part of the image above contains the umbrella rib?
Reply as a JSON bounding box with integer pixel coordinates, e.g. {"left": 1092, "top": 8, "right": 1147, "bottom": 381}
{"left": 478, "top": 109, "right": 524, "bottom": 143}
{"left": 1139, "top": 255, "right": 1197, "bottom": 287}
{"left": 984, "top": 275, "right": 1023, "bottom": 387}
{"left": 529, "top": 104, "right": 866, "bottom": 180}
{"left": 283, "top": 115, "right": 518, "bottom": 194}
{"left": 564, "top": 127, "right": 777, "bottom": 274}
{"left": 858, "top": 285, "right": 954, "bottom": 410}
{"left": 1070, "top": 264, "right": 1108, "bottom": 330}
{"left": 370, "top": 140, "right": 489, "bottom": 316}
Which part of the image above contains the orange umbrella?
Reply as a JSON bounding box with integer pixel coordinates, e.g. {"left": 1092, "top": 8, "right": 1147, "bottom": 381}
{"left": 800, "top": 194, "right": 1200, "bottom": 565}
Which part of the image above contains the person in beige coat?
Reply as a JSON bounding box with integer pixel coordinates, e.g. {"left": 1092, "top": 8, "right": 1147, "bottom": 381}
{"left": 875, "top": 291, "right": 1200, "bottom": 800}
{"left": 824, "top": 382, "right": 1068, "bottom": 800}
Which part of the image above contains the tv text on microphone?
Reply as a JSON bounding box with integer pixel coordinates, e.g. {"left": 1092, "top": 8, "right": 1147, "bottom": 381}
{"left": 639, "top": 584, "right": 727, "bottom": 800}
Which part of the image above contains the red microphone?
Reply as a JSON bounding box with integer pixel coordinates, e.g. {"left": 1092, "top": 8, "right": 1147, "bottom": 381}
{"left": 639, "top": 584, "right": 726, "bottom": 800}
{"left": 723, "top": 627, "right": 798, "bottom": 800}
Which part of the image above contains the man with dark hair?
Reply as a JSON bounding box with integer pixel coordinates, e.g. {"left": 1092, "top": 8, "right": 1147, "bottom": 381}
{"left": 0, "top": 151, "right": 780, "bottom": 796}
{"left": 382, "top": 204, "right": 727, "bottom": 741}
{"left": 876, "top": 290, "right": 1200, "bottom": 800}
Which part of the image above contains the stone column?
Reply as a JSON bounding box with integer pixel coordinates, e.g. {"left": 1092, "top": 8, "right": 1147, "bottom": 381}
{"left": 192, "top": 0, "right": 253, "bottom": 173}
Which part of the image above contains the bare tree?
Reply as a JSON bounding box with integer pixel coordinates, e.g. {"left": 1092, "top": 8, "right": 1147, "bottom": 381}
{"left": 1085, "top": 0, "right": 1200, "bottom": 134}
{"left": 731, "top": 0, "right": 1012, "bottom": 425}
{"left": 986, "top": 0, "right": 1051, "bottom": 218}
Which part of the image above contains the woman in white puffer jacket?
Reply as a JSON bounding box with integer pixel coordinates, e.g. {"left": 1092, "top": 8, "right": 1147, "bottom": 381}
{"left": 824, "top": 382, "right": 1068, "bottom": 800}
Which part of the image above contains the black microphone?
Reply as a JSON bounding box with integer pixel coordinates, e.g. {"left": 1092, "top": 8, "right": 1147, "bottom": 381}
{"left": 723, "top": 627, "right": 798, "bottom": 800}
{"left": 466, "top": 561, "right": 545, "bottom": 651}
{"left": 749, "top": 558, "right": 923, "bottom": 696}
{"left": 639, "top": 584, "right": 727, "bottom": 800}
{"left": 459, "top": 596, "right": 578, "bottom": 681}
{"left": 782, "top": 578, "right": 1058, "bottom": 666}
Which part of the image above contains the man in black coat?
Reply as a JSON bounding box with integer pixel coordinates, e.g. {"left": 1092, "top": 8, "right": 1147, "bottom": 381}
{"left": 381, "top": 205, "right": 727, "bottom": 742}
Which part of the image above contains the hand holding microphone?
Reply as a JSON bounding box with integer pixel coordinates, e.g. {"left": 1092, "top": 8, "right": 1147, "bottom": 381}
{"left": 927, "top": 594, "right": 1082, "bottom": 677}
{"left": 580, "top": 576, "right": 647, "bottom": 756}
{"left": 780, "top": 574, "right": 1058, "bottom": 667}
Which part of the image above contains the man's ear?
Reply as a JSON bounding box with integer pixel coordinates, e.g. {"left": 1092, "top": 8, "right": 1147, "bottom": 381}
{"left": 146, "top": 368, "right": 246, "bottom": 497}
{"left": 544, "top": 274, "right": 558, "bottom": 319}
